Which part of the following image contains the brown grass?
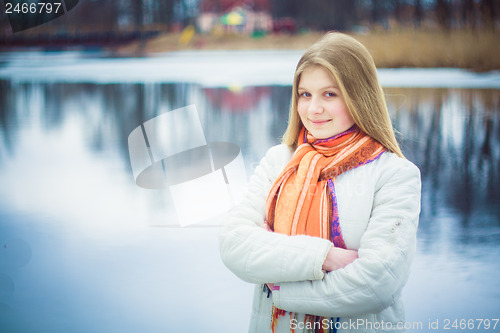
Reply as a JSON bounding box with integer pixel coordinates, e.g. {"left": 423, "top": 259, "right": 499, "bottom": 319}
{"left": 116, "top": 31, "right": 325, "bottom": 53}
{"left": 353, "top": 29, "right": 500, "bottom": 72}
{"left": 116, "top": 29, "right": 500, "bottom": 72}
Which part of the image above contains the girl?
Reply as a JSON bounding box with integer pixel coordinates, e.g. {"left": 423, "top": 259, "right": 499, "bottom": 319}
{"left": 219, "top": 32, "right": 421, "bottom": 333}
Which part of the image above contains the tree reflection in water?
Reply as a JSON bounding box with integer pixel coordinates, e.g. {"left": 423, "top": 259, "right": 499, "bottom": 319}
{"left": 386, "top": 88, "right": 500, "bottom": 249}
{"left": 1, "top": 83, "right": 497, "bottom": 233}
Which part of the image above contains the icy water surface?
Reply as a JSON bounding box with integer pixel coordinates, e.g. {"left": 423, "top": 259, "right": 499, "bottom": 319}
{"left": 0, "top": 51, "right": 499, "bottom": 332}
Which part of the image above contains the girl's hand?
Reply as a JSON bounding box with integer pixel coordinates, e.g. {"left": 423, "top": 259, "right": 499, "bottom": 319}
{"left": 322, "top": 246, "right": 358, "bottom": 272}
{"left": 263, "top": 221, "right": 357, "bottom": 271}
{"left": 262, "top": 222, "right": 273, "bottom": 232}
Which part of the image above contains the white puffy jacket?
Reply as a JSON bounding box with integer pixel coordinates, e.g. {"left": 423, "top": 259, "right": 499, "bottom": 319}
{"left": 219, "top": 144, "right": 421, "bottom": 332}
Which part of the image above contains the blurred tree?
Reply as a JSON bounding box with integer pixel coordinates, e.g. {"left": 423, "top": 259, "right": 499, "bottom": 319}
{"left": 166, "top": 0, "right": 179, "bottom": 27}
{"left": 308, "top": 0, "right": 358, "bottom": 30}
{"left": 152, "top": 0, "right": 175, "bottom": 28}
{"left": 461, "top": 0, "right": 475, "bottom": 29}
{"left": 480, "top": 0, "right": 495, "bottom": 30}
{"left": 271, "top": 0, "right": 358, "bottom": 31}
{"left": 132, "top": 0, "right": 144, "bottom": 29}
{"left": 435, "top": 0, "right": 451, "bottom": 29}
{"left": 54, "top": 0, "right": 120, "bottom": 31}
{"left": 389, "top": 0, "right": 403, "bottom": 24}
{"left": 333, "top": 0, "right": 357, "bottom": 31}
{"left": 414, "top": 0, "right": 423, "bottom": 28}
{"left": 371, "top": 0, "right": 386, "bottom": 27}
{"left": 270, "top": 0, "right": 300, "bottom": 20}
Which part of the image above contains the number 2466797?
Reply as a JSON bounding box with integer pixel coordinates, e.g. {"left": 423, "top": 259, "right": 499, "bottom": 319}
{"left": 442, "top": 319, "right": 498, "bottom": 330}
{"left": 5, "top": 2, "right": 62, "bottom": 14}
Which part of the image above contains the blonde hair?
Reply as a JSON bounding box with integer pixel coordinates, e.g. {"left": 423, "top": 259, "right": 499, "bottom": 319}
{"left": 282, "top": 32, "right": 404, "bottom": 158}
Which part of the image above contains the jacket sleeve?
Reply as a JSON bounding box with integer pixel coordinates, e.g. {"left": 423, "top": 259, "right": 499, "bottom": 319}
{"left": 271, "top": 160, "right": 421, "bottom": 317}
{"left": 219, "top": 145, "right": 332, "bottom": 284}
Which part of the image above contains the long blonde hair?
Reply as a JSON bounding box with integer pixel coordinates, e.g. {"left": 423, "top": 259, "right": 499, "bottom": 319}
{"left": 282, "top": 32, "right": 404, "bottom": 158}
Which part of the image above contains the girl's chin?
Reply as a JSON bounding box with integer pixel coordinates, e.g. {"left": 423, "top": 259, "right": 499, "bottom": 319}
{"left": 306, "top": 123, "right": 355, "bottom": 139}
{"left": 308, "top": 129, "right": 339, "bottom": 139}
{"left": 310, "top": 132, "right": 333, "bottom": 139}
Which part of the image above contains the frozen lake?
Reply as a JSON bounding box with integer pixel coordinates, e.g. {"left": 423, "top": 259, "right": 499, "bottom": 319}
{"left": 0, "top": 51, "right": 499, "bottom": 332}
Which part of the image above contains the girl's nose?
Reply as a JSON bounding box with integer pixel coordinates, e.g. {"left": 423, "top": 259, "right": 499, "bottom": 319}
{"left": 308, "top": 97, "right": 323, "bottom": 114}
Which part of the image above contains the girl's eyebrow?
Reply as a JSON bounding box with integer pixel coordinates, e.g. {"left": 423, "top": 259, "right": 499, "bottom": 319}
{"left": 298, "top": 85, "right": 339, "bottom": 91}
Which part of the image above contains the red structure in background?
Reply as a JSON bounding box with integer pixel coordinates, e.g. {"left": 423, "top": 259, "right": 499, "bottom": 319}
{"left": 200, "top": 0, "right": 270, "bottom": 13}
{"left": 202, "top": 86, "right": 271, "bottom": 113}
{"left": 197, "top": 0, "right": 273, "bottom": 34}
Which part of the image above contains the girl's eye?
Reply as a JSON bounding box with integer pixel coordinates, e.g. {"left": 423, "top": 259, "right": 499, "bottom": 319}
{"left": 299, "top": 92, "right": 311, "bottom": 98}
{"left": 325, "top": 92, "right": 337, "bottom": 97}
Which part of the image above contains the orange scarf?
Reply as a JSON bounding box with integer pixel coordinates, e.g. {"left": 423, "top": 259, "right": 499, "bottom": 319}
{"left": 265, "top": 125, "right": 386, "bottom": 332}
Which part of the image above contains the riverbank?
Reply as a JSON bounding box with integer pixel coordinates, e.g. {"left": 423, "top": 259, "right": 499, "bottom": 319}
{"left": 117, "top": 29, "right": 500, "bottom": 72}
{"left": 1, "top": 50, "right": 498, "bottom": 89}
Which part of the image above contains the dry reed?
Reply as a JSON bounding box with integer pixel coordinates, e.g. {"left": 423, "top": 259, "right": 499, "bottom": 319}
{"left": 119, "top": 29, "right": 500, "bottom": 72}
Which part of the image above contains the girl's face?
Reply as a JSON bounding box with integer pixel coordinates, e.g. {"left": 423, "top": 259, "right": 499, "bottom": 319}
{"left": 297, "top": 66, "right": 355, "bottom": 139}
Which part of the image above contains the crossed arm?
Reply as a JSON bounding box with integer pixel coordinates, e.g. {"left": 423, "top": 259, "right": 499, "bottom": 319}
{"left": 263, "top": 222, "right": 359, "bottom": 291}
